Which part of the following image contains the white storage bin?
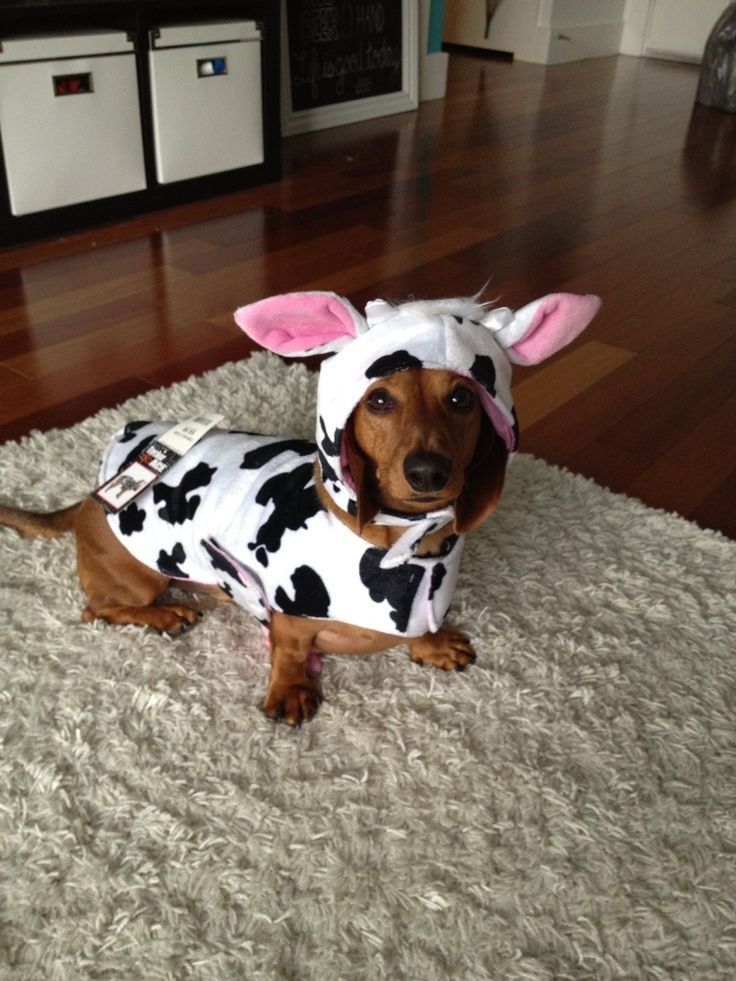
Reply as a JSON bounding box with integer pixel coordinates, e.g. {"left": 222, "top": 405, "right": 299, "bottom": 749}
{"left": 149, "top": 20, "right": 264, "bottom": 184}
{"left": 0, "top": 32, "right": 146, "bottom": 216}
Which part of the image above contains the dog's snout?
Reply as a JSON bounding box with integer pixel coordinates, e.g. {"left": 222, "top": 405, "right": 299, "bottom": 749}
{"left": 403, "top": 451, "right": 452, "bottom": 493}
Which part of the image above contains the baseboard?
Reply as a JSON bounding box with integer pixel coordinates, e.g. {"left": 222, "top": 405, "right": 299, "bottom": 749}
{"left": 644, "top": 47, "right": 703, "bottom": 65}
{"left": 441, "top": 43, "right": 512, "bottom": 62}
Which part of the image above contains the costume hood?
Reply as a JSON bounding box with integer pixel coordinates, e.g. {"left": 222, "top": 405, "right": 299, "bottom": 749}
{"left": 234, "top": 290, "right": 601, "bottom": 516}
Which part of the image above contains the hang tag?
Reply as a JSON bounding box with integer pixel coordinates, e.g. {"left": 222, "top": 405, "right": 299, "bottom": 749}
{"left": 94, "top": 414, "right": 224, "bottom": 513}
{"left": 155, "top": 414, "right": 225, "bottom": 456}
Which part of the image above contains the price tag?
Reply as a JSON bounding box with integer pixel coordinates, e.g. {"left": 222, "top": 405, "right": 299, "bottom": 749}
{"left": 94, "top": 414, "right": 224, "bottom": 513}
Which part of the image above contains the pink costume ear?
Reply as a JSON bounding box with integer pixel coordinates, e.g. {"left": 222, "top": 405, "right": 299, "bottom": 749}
{"left": 234, "top": 291, "right": 366, "bottom": 357}
{"left": 487, "top": 293, "right": 601, "bottom": 366}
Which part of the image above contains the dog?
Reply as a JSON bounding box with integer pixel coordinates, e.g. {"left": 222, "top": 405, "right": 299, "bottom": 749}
{"left": 0, "top": 289, "right": 600, "bottom": 725}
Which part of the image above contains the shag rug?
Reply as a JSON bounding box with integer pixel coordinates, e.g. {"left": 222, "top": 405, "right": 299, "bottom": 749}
{"left": 1, "top": 352, "right": 735, "bottom": 981}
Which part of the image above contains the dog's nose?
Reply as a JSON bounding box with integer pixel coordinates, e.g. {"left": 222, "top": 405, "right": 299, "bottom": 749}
{"left": 403, "top": 451, "right": 452, "bottom": 493}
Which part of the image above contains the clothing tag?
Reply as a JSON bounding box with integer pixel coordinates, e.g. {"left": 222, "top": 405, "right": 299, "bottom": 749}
{"left": 93, "top": 414, "right": 224, "bottom": 513}
{"left": 156, "top": 414, "right": 225, "bottom": 456}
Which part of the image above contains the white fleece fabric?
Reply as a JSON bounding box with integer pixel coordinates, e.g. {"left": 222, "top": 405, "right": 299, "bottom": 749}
{"left": 99, "top": 423, "right": 463, "bottom": 637}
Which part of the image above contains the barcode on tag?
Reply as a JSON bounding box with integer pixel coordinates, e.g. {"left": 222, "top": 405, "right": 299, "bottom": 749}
{"left": 93, "top": 414, "right": 224, "bottom": 513}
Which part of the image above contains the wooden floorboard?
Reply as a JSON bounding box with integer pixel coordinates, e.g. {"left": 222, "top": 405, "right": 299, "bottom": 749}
{"left": 0, "top": 52, "right": 734, "bottom": 539}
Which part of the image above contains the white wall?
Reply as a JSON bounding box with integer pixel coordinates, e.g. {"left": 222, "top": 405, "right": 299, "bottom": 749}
{"left": 443, "top": 0, "right": 541, "bottom": 59}
{"left": 445, "top": 0, "right": 731, "bottom": 64}
{"left": 621, "top": 0, "right": 731, "bottom": 62}
{"left": 645, "top": 0, "right": 731, "bottom": 62}
{"left": 443, "top": 0, "right": 625, "bottom": 64}
{"left": 620, "top": 0, "right": 654, "bottom": 55}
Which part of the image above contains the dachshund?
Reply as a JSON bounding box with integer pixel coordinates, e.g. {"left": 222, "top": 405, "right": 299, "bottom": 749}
{"left": 0, "top": 289, "right": 601, "bottom": 725}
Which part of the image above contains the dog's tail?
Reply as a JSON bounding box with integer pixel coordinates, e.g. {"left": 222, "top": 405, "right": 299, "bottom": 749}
{"left": 0, "top": 502, "right": 82, "bottom": 539}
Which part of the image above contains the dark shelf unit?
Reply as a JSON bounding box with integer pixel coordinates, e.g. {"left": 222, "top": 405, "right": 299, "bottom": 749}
{"left": 0, "top": 0, "right": 281, "bottom": 246}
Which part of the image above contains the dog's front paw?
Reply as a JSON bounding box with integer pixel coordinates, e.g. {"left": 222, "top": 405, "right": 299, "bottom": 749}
{"left": 262, "top": 677, "right": 323, "bottom": 727}
{"left": 408, "top": 628, "right": 476, "bottom": 672}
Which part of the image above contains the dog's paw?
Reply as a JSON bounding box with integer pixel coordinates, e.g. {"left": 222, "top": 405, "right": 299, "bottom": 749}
{"left": 153, "top": 605, "right": 203, "bottom": 636}
{"left": 408, "top": 628, "right": 476, "bottom": 672}
{"left": 262, "top": 678, "right": 323, "bottom": 727}
{"left": 83, "top": 603, "right": 203, "bottom": 635}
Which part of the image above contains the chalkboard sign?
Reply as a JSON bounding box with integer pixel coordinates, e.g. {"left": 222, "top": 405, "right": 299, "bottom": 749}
{"left": 285, "top": 0, "right": 403, "bottom": 110}
{"left": 281, "top": 0, "right": 418, "bottom": 136}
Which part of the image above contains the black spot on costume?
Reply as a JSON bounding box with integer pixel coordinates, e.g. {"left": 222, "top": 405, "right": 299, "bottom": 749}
{"left": 153, "top": 462, "right": 217, "bottom": 525}
{"left": 157, "top": 542, "right": 189, "bottom": 579}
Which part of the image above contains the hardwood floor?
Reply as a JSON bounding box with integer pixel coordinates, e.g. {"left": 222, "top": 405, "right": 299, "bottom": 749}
{"left": 1, "top": 53, "right": 734, "bottom": 538}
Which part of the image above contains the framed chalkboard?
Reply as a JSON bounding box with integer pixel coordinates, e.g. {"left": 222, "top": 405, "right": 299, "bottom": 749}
{"left": 281, "top": 0, "right": 419, "bottom": 136}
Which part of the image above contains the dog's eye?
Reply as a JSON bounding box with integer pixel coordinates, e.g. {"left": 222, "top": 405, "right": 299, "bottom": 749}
{"left": 448, "top": 385, "right": 476, "bottom": 413}
{"left": 365, "top": 388, "right": 395, "bottom": 413}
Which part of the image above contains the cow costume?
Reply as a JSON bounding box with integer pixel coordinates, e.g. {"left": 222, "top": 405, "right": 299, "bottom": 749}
{"left": 98, "top": 290, "right": 600, "bottom": 639}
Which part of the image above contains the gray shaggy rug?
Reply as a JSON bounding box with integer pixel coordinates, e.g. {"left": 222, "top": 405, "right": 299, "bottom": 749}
{"left": 1, "top": 352, "right": 735, "bottom": 981}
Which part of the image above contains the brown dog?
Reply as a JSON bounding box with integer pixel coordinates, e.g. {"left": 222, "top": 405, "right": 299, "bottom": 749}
{"left": 1, "top": 288, "right": 601, "bottom": 725}
{"left": 0, "top": 368, "right": 506, "bottom": 727}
